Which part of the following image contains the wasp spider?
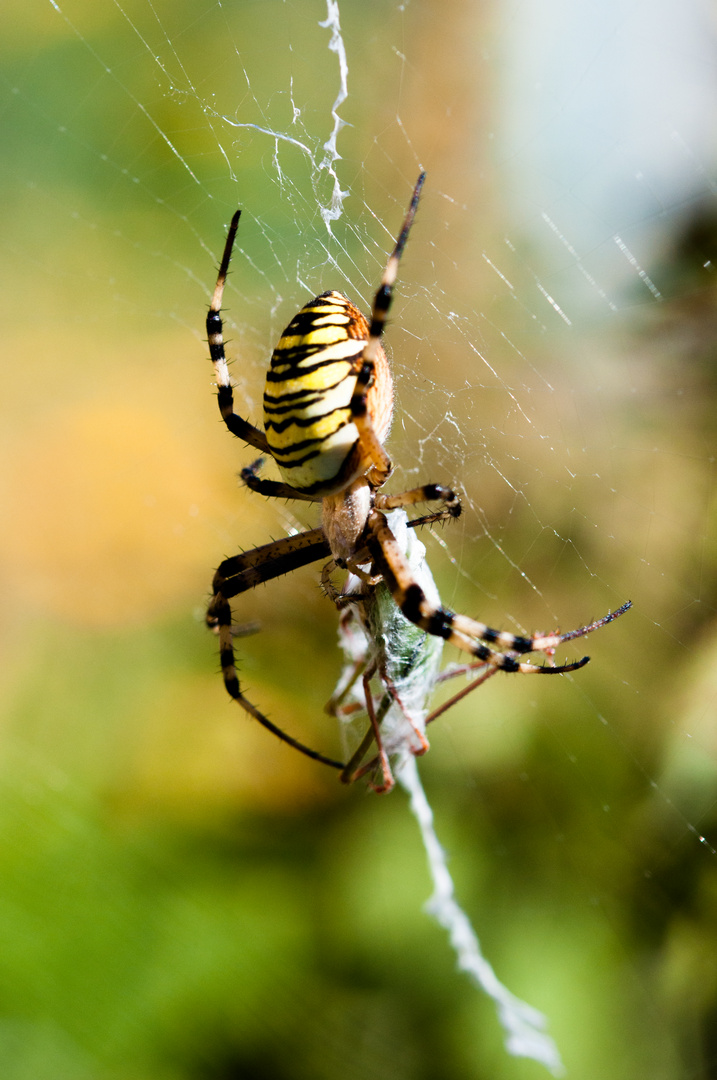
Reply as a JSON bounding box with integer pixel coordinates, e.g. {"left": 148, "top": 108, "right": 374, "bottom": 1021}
{"left": 205, "top": 174, "right": 631, "bottom": 780}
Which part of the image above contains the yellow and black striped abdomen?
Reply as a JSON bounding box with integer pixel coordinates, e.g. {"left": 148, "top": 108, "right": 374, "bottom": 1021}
{"left": 263, "top": 291, "right": 393, "bottom": 497}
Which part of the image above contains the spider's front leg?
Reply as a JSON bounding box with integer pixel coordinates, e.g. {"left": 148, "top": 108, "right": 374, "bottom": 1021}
{"left": 349, "top": 172, "right": 427, "bottom": 491}
{"left": 366, "top": 508, "right": 631, "bottom": 673}
{"left": 207, "top": 211, "right": 270, "bottom": 455}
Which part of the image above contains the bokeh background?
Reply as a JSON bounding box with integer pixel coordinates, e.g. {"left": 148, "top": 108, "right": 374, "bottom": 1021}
{"left": 2, "top": 0, "right": 717, "bottom": 1077}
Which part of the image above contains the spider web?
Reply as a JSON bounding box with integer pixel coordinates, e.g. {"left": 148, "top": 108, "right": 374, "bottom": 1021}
{"left": 2, "top": 0, "right": 717, "bottom": 1077}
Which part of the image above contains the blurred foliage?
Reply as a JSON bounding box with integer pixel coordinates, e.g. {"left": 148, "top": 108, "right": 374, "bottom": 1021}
{"left": 1, "top": 0, "right": 717, "bottom": 1078}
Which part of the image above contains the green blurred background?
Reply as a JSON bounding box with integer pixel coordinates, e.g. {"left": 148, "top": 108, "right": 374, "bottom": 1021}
{"left": 2, "top": 0, "right": 717, "bottom": 1077}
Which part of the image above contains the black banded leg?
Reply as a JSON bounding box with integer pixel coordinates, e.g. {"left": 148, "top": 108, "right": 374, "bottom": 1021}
{"left": 241, "top": 458, "right": 317, "bottom": 503}
{"left": 362, "top": 172, "right": 426, "bottom": 370}
{"left": 366, "top": 509, "right": 632, "bottom": 673}
{"left": 206, "top": 527, "right": 343, "bottom": 771}
{"left": 350, "top": 173, "right": 426, "bottom": 488}
{"left": 209, "top": 587, "right": 344, "bottom": 770}
{"left": 349, "top": 361, "right": 394, "bottom": 486}
{"left": 206, "top": 211, "right": 270, "bottom": 454}
{"left": 447, "top": 600, "right": 633, "bottom": 661}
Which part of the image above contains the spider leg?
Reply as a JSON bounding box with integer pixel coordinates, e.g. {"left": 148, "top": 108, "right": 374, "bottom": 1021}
{"left": 426, "top": 663, "right": 499, "bottom": 726}
{"left": 207, "top": 211, "right": 270, "bottom": 454}
{"left": 365, "top": 173, "right": 426, "bottom": 367}
{"left": 209, "top": 527, "right": 329, "bottom": 602}
{"left": 240, "top": 457, "right": 318, "bottom": 503}
{"left": 207, "top": 527, "right": 343, "bottom": 770}
{"left": 357, "top": 666, "right": 394, "bottom": 793}
{"left": 228, "top": 680, "right": 345, "bottom": 771}
{"left": 382, "top": 669, "right": 430, "bottom": 754}
{"left": 376, "top": 483, "right": 461, "bottom": 515}
{"left": 325, "top": 653, "right": 368, "bottom": 716}
{"left": 366, "top": 508, "right": 631, "bottom": 673}
{"left": 375, "top": 483, "right": 462, "bottom": 526}
{"left": 340, "top": 664, "right": 430, "bottom": 789}
{"left": 350, "top": 173, "right": 427, "bottom": 488}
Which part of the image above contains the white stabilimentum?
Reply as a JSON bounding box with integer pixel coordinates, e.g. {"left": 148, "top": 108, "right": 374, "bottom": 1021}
{"left": 398, "top": 756, "right": 565, "bottom": 1077}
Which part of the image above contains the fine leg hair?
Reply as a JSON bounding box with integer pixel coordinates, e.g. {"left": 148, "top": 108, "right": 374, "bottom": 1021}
{"left": 376, "top": 482, "right": 462, "bottom": 529}
{"left": 209, "top": 528, "right": 330, "bottom": 603}
{"left": 240, "top": 458, "right": 318, "bottom": 503}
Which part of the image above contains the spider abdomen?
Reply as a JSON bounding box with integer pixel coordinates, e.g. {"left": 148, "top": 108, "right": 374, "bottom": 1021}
{"left": 263, "top": 291, "right": 393, "bottom": 496}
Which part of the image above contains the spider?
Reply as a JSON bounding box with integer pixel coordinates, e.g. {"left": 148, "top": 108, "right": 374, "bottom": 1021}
{"left": 205, "top": 173, "right": 631, "bottom": 781}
